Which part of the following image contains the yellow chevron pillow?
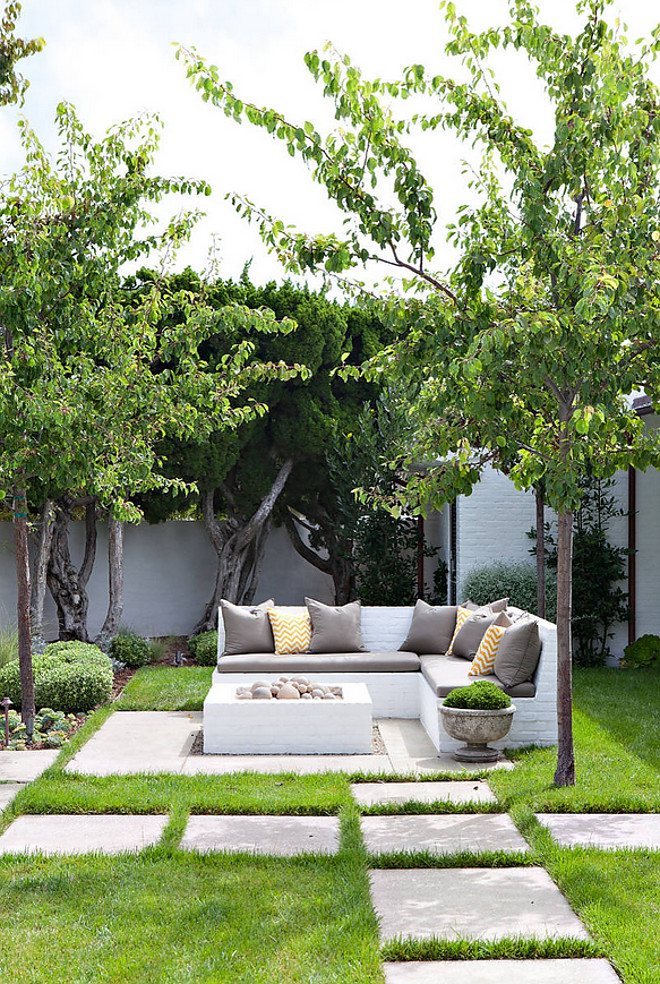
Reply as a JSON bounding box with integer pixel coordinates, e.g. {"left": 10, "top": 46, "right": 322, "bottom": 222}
{"left": 268, "top": 607, "right": 312, "bottom": 654}
{"left": 446, "top": 606, "right": 473, "bottom": 656}
{"left": 469, "top": 618, "right": 509, "bottom": 676}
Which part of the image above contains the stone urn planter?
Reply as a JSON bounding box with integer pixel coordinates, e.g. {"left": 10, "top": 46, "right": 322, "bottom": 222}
{"left": 440, "top": 691, "right": 516, "bottom": 763}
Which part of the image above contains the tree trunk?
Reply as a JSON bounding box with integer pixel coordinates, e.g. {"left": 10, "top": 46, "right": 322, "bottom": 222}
{"left": 47, "top": 496, "right": 97, "bottom": 641}
{"left": 13, "top": 486, "right": 35, "bottom": 729}
{"left": 285, "top": 509, "right": 355, "bottom": 604}
{"left": 95, "top": 516, "right": 124, "bottom": 645}
{"left": 536, "top": 486, "right": 546, "bottom": 619}
{"left": 554, "top": 506, "right": 576, "bottom": 787}
{"left": 194, "top": 458, "right": 294, "bottom": 633}
{"left": 30, "top": 498, "right": 55, "bottom": 648}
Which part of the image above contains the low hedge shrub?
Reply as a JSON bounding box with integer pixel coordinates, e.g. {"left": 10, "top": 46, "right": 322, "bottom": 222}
{"left": 443, "top": 681, "right": 512, "bottom": 710}
{"left": 109, "top": 631, "right": 152, "bottom": 668}
{"left": 188, "top": 630, "right": 218, "bottom": 666}
{"left": 0, "top": 645, "right": 113, "bottom": 713}
{"left": 622, "top": 634, "right": 660, "bottom": 669}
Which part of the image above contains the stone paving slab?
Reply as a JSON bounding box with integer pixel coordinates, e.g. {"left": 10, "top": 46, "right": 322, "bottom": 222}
{"left": 382, "top": 959, "right": 621, "bottom": 983}
{"left": 66, "top": 711, "right": 200, "bottom": 775}
{"left": 0, "top": 783, "right": 22, "bottom": 813}
{"left": 352, "top": 780, "right": 496, "bottom": 808}
{"left": 377, "top": 719, "right": 511, "bottom": 775}
{"left": 361, "top": 814, "right": 528, "bottom": 855}
{"left": 180, "top": 815, "right": 340, "bottom": 855}
{"left": 0, "top": 814, "right": 168, "bottom": 855}
{"left": 537, "top": 813, "right": 660, "bottom": 849}
{"left": 369, "top": 868, "right": 589, "bottom": 941}
{"left": 0, "top": 750, "right": 59, "bottom": 782}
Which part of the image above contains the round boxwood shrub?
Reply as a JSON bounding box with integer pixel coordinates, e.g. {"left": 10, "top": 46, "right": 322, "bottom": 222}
{"left": 0, "top": 648, "right": 112, "bottom": 714}
{"left": 109, "top": 631, "right": 151, "bottom": 668}
{"left": 188, "top": 630, "right": 218, "bottom": 666}
{"left": 622, "top": 634, "right": 660, "bottom": 669}
{"left": 443, "top": 681, "right": 512, "bottom": 710}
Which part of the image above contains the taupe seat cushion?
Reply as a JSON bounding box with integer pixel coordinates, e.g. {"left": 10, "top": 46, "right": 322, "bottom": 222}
{"left": 216, "top": 651, "right": 421, "bottom": 674}
{"left": 420, "top": 655, "right": 536, "bottom": 698}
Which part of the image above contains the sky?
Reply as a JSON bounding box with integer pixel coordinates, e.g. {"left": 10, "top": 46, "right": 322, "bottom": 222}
{"left": 3, "top": 0, "right": 659, "bottom": 287}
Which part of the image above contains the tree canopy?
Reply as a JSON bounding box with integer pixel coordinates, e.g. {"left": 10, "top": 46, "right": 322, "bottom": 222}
{"left": 181, "top": 0, "right": 660, "bottom": 785}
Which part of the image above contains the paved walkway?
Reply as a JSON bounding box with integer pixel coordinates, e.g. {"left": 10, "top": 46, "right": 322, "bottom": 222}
{"left": 64, "top": 712, "right": 512, "bottom": 776}
{"left": 536, "top": 812, "right": 660, "bottom": 849}
{"left": 382, "top": 960, "right": 621, "bottom": 983}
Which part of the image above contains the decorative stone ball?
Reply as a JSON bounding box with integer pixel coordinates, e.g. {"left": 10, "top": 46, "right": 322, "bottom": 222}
{"left": 301, "top": 693, "right": 312, "bottom": 700}
{"left": 250, "top": 680, "right": 271, "bottom": 693}
{"left": 278, "top": 676, "right": 289, "bottom": 683}
{"left": 236, "top": 692, "right": 252, "bottom": 700}
{"left": 311, "top": 688, "right": 325, "bottom": 698}
{"left": 236, "top": 686, "right": 250, "bottom": 694}
{"left": 291, "top": 676, "right": 310, "bottom": 686}
{"left": 278, "top": 683, "right": 301, "bottom": 700}
{"left": 270, "top": 686, "right": 280, "bottom": 697}
{"left": 251, "top": 687, "right": 272, "bottom": 700}
{"left": 323, "top": 693, "right": 337, "bottom": 700}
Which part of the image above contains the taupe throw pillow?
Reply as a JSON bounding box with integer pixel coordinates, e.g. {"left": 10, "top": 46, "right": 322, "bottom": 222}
{"left": 305, "top": 597, "right": 365, "bottom": 653}
{"left": 461, "top": 597, "right": 508, "bottom": 614}
{"left": 221, "top": 598, "right": 275, "bottom": 656}
{"left": 400, "top": 599, "right": 457, "bottom": 655}
{"left": 494, "top": 618, "right": 542, "bottom": 687}
{"left": 452, "top": 609, "right": 512, "bottom": 660}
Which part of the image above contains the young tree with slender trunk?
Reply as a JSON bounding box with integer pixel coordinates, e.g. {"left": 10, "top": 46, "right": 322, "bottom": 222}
{"left": 181, "top": 0, "right": 660, "bottom": 785}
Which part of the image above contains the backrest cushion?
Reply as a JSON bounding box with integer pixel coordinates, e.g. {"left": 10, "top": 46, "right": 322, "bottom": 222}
{"left": 220, "top": 598, "right": 275, "bottom": 656}
{"left": 452, "top": 609, "right": 512, "bottom": 660}
{"left": 468, "top": 612, "right": 510, "bottom": 675}
{"left": 268, "top": 607, "right": 312, "bottom": 655}
{"left": 494, "top": 618, "right": 542, "bottom": 686}
{"left": 306, "top": 598, "right": 366, "bottom": 653}
{"left": 399, "top": 599, "right": 457, "bottom": 655}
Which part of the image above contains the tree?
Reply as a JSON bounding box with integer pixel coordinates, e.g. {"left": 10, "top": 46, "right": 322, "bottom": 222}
{"left": 0, "top": 104, "right": 297, "bottom": 723}
{"left": 181, "top": 0, "right": 660, "bottom": 785}
{"left": 0, "top": 2, "right": 42, "bottom": 108}
{"left": 137, "top": 274, "right": 387, "bottom": 630}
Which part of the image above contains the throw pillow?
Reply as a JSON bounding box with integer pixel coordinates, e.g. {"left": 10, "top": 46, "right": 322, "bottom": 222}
{"left": 494, "top": 618, "right": 542, "bottom": 687}
{"left": 306, "top": 598, "right": 365, "bottom": 653}
{"left": 268, "top": 607, "right": 312, "bottom": 655}
{"left": 469, "top": 613, "right": 510, "bottom": 676}
{"left": 452, "top": 609, "right": 513, "bottom": 660}
{"left": 446, "top": 606, "right": 473, "bottom": 656}
{"left": 221, "top": 598, "right": 275, "bottom": 656}
{"left": 399, "top": 599, "right": 457, "bottom": 655}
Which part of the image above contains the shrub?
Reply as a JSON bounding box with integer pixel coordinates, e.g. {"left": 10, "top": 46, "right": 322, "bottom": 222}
{"left": 43, "top": 641, "right": 110, "bottom": 666}
{"left": 188, "top": 630, "right": 218, "bottom": 666}
{"left": 443, "top": 681, "right": 512, "bottom": 710}
{"left": 109, "top": 631, "right": 152, "bottom": 668}
{"left": 1, "top": 705, "right": 78, "bottom": 750}
{"left": 461, "top": 561, "right": 557, "bottom": 622}
{"left": 622, "top": 635, "right": 660, "bottom": 669}
{"left": 0, "top": 650, "right": 112, "bottom": 713}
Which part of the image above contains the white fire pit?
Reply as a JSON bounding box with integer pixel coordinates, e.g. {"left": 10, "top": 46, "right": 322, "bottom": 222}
{"left": 203, "top": 681, "right": 373, "bottom": 754}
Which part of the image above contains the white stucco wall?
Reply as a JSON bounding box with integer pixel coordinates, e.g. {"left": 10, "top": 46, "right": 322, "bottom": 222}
{"left": 0, "top": 520, "right": 334, "bottom": 639}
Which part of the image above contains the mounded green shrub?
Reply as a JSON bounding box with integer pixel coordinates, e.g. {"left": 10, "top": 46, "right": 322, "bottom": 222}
{"left": 43, "top": 640, "right": 111, "bottom": 667}
{"left": 0, "top": 649, "right": 113, "bottom": 713}
{"left": 461, "top": 561, "right": 557, "bottom": 622}
{"left": 188, "top": 630, "right": 218, "bottom": 666}
{"left": 109, "top": 631, "right": 152, "bottom": 668}
{"left": 622, "top": 634, "right": 660, "bottom": 669}
{"left": 443, "top": 680, "right": 512, "bottom": 710}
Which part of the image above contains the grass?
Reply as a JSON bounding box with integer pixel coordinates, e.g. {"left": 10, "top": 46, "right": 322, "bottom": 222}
{"left": 1, "top": 663, "right": 659, "bottom": 982}
{"left": 115, "top": 665, "right": 213, "bottom": 710}
{"left": 0, "top": 622, "right": 18, "bottom": 669}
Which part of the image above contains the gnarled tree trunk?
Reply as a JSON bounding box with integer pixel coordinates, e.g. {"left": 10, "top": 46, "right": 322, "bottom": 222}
{"left": 30, "top": 498, "right": 55, "bottom": 649}
{"left": 47, "top": 495, "right": 97, "bottom": 641}
{"left": 95, "top": 516, "right": 124, "bottom": 645}
{"left": 284, "top": 508, "right": 355, "bottom": 605}
{"left": 194, "top": 457, "right": 294, "bottom": 633}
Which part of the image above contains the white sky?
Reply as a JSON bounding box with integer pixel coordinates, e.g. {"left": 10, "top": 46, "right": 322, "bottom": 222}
{"left": 2, "top": 0, "right": 659, "bottom": 286}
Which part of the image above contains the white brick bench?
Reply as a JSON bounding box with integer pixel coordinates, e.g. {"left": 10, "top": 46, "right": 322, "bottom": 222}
{"left": 207, "top": 605, "right": 558, "bottom": 754}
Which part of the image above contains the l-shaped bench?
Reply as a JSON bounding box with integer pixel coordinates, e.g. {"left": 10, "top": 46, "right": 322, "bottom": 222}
{"left": 207, "top": 605, "right": 558, "bottom": 754}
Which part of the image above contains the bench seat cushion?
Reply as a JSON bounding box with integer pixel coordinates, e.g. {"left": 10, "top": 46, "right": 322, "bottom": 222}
{"left": 216, "top": 651, "right": 421, "bottom": 674}
{"left": 420, "top": 655, "right": 536, "bottom": 698}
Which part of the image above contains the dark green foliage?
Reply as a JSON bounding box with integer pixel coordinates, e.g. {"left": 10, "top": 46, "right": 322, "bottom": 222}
{"left": 538, "top": 476, "right": 629, "bottom": 666}
{"left": 187, "top": 630, "right": 218, "bottom": 666}
{"left": 0, "top": 651, "right": 112, "bottom": 713}
{"left": 462, "top": 561, "right": 557, "bottom": 621}
{"left": 623, "top": 634, "right": 660, "bottom": 669}
{"left": 0, "top": 705, "right": 78, "bottom": 750}
{"left": 442, "top": 681, "right": 511, "bottom": 710}
{"left": 109, "top": 631, "right": 152, "bottom": 668}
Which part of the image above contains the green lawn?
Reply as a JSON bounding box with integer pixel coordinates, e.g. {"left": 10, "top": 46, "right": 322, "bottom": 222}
{"left": 0, "top": 664, "right": 658, "bottom": 983}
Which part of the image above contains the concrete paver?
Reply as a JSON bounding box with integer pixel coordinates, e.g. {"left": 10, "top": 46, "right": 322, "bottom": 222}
{"left": 0, "top": 814, "right": 168, "bottom": 854}
{"left": 351, "top": 780, "right": 496, "bottom": 808}
{"left": 0, "top": 783, "right": 23, "bottom": 812}
{"left": 537, "top": 813, "right": 660, "bottom": 850}
{"left": 369, "top": 868, "right": 589, "bottom": 941}
{"left": 180, "top": 815, "right": 340, "bottom": 855}
{"left": 0, "top": 750, "right": 59, "bottom": 782}
{"left": 382, "top": 959, "right": 621, "bottom": 983}
{"left": 361, "top": 814, "right": 528, "bottom": 855}
{"left": 66, "top": 711, "right": 200, "bottom": 775}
